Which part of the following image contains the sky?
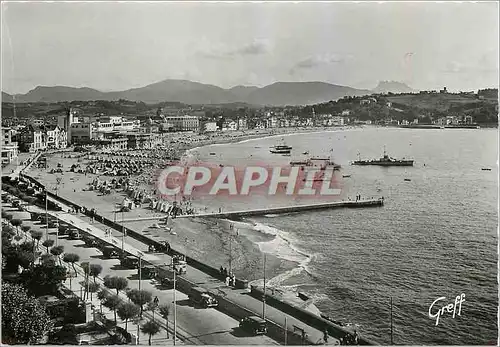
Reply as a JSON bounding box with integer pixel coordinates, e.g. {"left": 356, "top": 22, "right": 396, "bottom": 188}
{"left": 1, "top": 1, "right": 499, "bottom": 94}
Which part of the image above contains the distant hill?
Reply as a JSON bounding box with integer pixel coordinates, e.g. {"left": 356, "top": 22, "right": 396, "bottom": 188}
{"left": 245, "top": 82, "right": 371, "bottom": 106}
{"left": 10, "top": 86, "right": 107, "bottom": 103}
{"left": 228, "top": 85, "right": 260, "bottom": 100}
{"left": 2, "top": 92, "right": 14, "bottom": 102}
{"left": 3, "top": 79, "right": 372, "bottom": 106}
{"left": 372, "top": 81, "right": 416, "bottom": 94}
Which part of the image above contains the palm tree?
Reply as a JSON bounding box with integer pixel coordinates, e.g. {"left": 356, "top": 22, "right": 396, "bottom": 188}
{"left": 117, "top": 302, "right": 140, "bottom": 331}
{"left": 158, "top": 304, "right": 171, "bottom": 339}
{"left": 141, "top": 320, "right": 161, "bottom": 345}
{"left": 50, "top": 245, "right": 64, "bottom": 265}
{"left": 42, "top": 239, "right": 54, "bottom": 253}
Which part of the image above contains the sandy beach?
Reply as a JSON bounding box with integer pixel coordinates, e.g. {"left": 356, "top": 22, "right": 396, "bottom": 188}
{"left": 27, "top": 126, "right": 354, "bottom": 313}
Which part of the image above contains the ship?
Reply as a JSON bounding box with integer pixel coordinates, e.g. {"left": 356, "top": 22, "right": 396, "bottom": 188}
{"left": 352, "top": 148, "right": 414, "bottom": 166}
{"left": 270, "top": 139, "right": 292, "bottom": 154}
{"left": 290, "top": 157, "right": 341, "bottom": 170}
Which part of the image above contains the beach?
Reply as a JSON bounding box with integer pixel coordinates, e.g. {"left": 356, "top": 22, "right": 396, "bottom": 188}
{"left": 28, "top": 126, "right": 355, "bottom": 313}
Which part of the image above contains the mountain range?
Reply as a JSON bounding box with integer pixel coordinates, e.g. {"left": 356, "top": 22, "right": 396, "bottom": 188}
{"left": 2, "top": 79, "right": 415, "bottom": 106}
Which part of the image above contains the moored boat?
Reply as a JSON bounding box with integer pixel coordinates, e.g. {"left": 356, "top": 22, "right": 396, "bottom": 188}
{"left": 270, "top": 139, "right": 292, "bottom": 154}
{"left": 352, "top": 148, "right": 414, "bottom": 167}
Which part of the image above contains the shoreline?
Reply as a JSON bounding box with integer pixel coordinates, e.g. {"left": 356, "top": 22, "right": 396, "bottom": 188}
{"left": 28, "top": 126, "right": 360, "bottom": 316}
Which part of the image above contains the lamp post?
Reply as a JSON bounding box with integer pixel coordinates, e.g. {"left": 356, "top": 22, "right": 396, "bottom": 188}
{"left": 138, "top": 251, "right": 144, "bottom": 292}
{"left": 262, "top": 253, "right": 267, "bottom": 320}
{"left": 166, "top": 261, "right": 178, "bottom": 346}
{"left": 45, "top": 190, "right": 49, "bottom": 240}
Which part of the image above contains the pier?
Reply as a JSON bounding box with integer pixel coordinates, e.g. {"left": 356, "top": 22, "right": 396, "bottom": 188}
{"left": 120, "top": 198, "right": 385, "bottom": 222}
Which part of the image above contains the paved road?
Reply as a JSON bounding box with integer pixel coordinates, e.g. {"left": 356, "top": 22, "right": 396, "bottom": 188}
{"left": 4, "top": 203, "right": 279, "bottom": 346}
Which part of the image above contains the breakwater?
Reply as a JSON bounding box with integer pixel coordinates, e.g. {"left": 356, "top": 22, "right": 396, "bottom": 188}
{"left": 12, "top": 173, "right": 377, "bottom": 345}
{"left": 120, "top": 199, "right": 385, "bottom": 223}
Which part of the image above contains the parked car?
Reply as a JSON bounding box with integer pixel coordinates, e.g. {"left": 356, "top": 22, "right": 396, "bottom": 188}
{"left": 188, "top": 286, "right": 218, "bottom": 308}
{"left": 58, "top": 223, "right": 70, "bottom": 235}
{"left": 68, "top": 229, "right": 81, "bottom": 240}
{"left": 12, "top": 200, "right": 20, "bottom": 207}
{"left": 102, "top": 245, "right": 120, "bottom": 259}
{"left": 138, "top": 265, "right": 157, "bottom": 279}
{"left": 239, "top": 316, "right": 268, "bottom": 335}
{"left": 120, "top": 255, "right": 139, "bottom": 269}
{"left": 83, "top": 235, "right": 99, "bottom": 247}
{"left": 172, "top": 255, "right": 187, "bottom": 275}
{"left": 48, "top": 220, "right": 59, "bottom": 228}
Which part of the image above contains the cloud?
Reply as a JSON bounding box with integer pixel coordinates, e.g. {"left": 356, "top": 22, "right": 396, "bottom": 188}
{"left": 198, "top": 40, "right": 270, "bottom": 60}
{"left": 289, "top": 54, "right": 350, "bottom": 75}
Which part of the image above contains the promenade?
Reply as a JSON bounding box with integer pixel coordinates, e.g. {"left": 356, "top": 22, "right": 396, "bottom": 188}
{"left": 27, "top": 197, "right": 341, "bottom": 345}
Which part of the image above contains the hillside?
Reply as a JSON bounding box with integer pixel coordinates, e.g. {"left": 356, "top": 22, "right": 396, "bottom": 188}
{"left": 13, "top": 86, "right": 108, "bottom": 103}
{"left": 386, "top": 92, "right": 495, "bottom": 111}
{"left": 245, "top": 82, "right": 371, "bottom": 106}
{"left": 2, "top": 79, "right": 371, "bottom": 106}
{"left": 372, "top": 81, "right": 415, "bottom": 94}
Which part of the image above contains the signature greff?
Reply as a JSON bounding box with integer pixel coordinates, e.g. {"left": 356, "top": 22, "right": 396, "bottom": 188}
{"left": 428, "top": 294, "right": 466, "bottom": 326}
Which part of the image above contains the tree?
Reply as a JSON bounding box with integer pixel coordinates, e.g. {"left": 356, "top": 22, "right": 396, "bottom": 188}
{"left": 63, "top": 253, "right": 80, "bottom": 275}
{"left": 89, "top": 263, "right": 103, "bottom": 284}
{"left": 11, "top": 219, "right": 22, "bottom": 235}
{"left": 31, "top": 230, "right": 43, "bottom": 251}
{"left": 50, "top": 245, "right": 64, "bottom": 265}
{"left": 88, "top": 282, "right": 100, "bottom": 301}
{"left": 117, "top": 302, "right": 140, "bottom": 332}
{"left": 21, "top": 225, "right": 31, "bottom": 237}
{"left": 42, "top": 239, "right": 54, "bottom": 253}
{"left": 158, "top": 304, "right": 170, "bottom": 339}
{"left": 126, "top": 289, "right": 152, "bottom": 317}
{"left": 103, "top": 295, "right": 121, "bottom": 324}
{"left": 141, "top": 320, "right": 161, "bottom": 345}
{"left": 40, "top": 254, "right": 56, "bottom": 266}
{"left": 104, "top": 276, "right": 128, "bottom": 295}
{"left": 1, "top": 282, "right": 53, "bottom": 344}
{"left": 21, "top": 263, "right": 67, "bottom": 296}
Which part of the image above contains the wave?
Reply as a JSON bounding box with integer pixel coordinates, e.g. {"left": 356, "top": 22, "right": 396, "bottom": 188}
{"left": 251, "top": 222, "right": 318, "bottom": 285}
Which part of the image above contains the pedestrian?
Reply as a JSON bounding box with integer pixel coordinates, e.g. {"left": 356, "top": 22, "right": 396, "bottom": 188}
{"left": 225, "top": 276, "right": 230, "bottom": 286}
{"left": 231, "top": 274, "right": 236, "bottom": 287}
{"left": 220, "top": 266, "right": 224, "bottom": 275}
{"left": 353, "top": 330, "right": 359, "bottom": 345}
{"left": 323, "top": 328, "right": 329, "bottom": 343}
{"left": 223, "top": 267, "right": 228, "bottom": 277}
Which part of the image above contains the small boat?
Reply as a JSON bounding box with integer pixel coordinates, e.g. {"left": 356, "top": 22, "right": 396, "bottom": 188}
{"left": 481, "top": 168, "right": 492, "bottom": 171}
{"left": 404, "top": 178, "right": 411, "bottom": 182}
{"left": 209, "top": 152, "right": 216, "bottom": 156}
{"left": 302, "top": 151, "right": 309, "bottom": 155}
{"left": 270, "top": 138, "right": 292, "bottom": 154}
{"left": 342, "top": 175, "right": 351, "bottom": 178}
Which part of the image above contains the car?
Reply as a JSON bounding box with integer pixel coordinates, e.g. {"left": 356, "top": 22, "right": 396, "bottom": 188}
{"left": 188, "top": 286, "right": 218, "bottom": 308}
{"left": 83, "top": 235, "right": 99, "bottom": 247}
{"left": 58, "top": 224, "right": 70, "bottom": 235}
{"left": 120, "top": 255, "right": 139, "bottom": 269}
{"left": 12, "top": 200, "right": 20, "bottom": 207}
{"left": 102, "top": 245, "right": 120, "bottom": 259}
{"left": 138, "top": 265, "right": 157, "bottom": 279}
{"left": 48, "top": 220, "right": 59, "bottom": 228}
{"left": 239, "top": 316, "right": 268, "bottom": 335}
{"left": 68, "top": 229, "right": 82, "bottom": 240}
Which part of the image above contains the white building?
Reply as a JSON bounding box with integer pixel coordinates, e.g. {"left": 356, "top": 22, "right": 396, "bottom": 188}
{"left": 204, "top": 122, "right": 218, "bottom": 132}
{"left": 163, "top": 115, "right": 199, "bottom": 132}
{"left": 1, "top": 127, "right": 18, "bottom": 165}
